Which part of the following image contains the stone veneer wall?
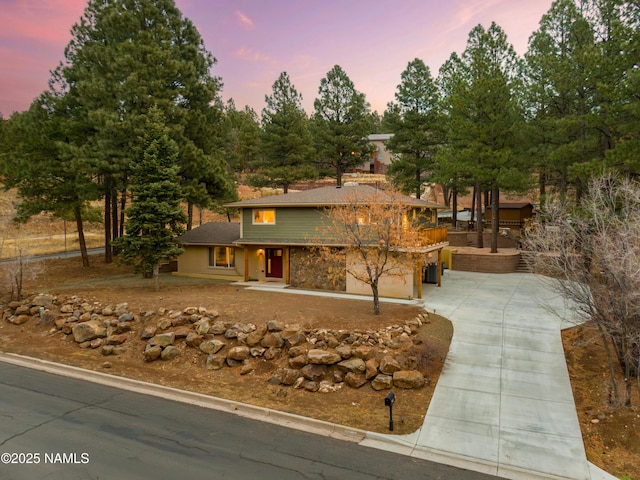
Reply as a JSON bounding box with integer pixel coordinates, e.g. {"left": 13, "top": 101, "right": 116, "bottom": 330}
{"left": 289, "top": 247, "right": 346, "bottom": 291}
{"left": 451, "top": 248, "right": 520, "bottom": 273}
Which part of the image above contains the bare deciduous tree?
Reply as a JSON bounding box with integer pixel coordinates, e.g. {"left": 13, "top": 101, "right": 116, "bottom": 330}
{"left": 525, "top": 175, "right": 640, "bottom": 406}
{"left": 314, "top": 188, "right": 433, "bottom": 315}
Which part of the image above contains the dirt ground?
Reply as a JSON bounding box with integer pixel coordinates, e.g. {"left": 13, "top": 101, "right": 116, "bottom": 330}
{"left": 0, "top": 255, "right": 452, "bottom": 436}
{"left": 562, "top": 323, "right": 640, "bottom": 479}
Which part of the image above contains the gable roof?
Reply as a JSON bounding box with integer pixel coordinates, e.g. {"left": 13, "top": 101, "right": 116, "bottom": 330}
{"left": 498, "top": 202, "right": 533, "bottom": 209}
{"left": 176, "top": 222, "right": 240, "bottom": 245}
{"left": 224, "top": 184, "right": 445, "bottom": 209}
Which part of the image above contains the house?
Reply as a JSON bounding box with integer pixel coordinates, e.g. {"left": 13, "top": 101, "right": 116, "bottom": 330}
{"left": 362, "top": 133, "right": 394, "bottom": 174}
{"left": 485, "top": 202, "right": 534, "bottom": 232}
{"left": 176, "top": 184, "right": 448, "bottom": 299}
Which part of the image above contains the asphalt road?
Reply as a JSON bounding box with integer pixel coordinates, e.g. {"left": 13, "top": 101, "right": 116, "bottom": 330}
{"left": 0, "top": 362, "right": 498, "bottom": 480}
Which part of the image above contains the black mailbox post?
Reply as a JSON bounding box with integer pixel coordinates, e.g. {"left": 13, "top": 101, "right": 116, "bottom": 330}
{"left": 384, "top": 392, "right": 396, "bottom": 431}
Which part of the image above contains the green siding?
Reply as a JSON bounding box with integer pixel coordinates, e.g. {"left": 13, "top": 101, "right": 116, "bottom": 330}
{"left": 242, "top": 207, "right": 331, "bottom": 241}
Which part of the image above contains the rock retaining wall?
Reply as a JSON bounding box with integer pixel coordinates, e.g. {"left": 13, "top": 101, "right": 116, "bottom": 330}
{"left": 1, "top": 293, "right": 432, "bottom": 392}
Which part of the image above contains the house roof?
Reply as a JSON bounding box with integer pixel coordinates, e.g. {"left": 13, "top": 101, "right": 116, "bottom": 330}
{"left": 368, "top": 133, "right": 393, "bottom": 141}
{"left": 225, "top": 184, "right": 445, "bottom": 209}
{"left": 498, "top": 202, "right": 533, "bottom": 209}
{"left": 176, "top": 222, "right": 240, "bottom": 245}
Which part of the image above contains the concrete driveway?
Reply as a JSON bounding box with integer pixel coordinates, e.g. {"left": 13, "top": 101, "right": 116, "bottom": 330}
{"left": 363, "top": 271, "right": 616, "bottom": 480}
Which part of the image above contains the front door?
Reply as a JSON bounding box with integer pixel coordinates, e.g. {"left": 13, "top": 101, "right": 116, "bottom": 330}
{"left": 265, "top": 248, "right": 283, "bottom": 278}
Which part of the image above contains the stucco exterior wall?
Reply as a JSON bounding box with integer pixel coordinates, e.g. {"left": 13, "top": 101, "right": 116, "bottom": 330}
{"left": 345, "top": 252, "right": 415, "bottom": 299}
{"left": 176, "top": 246, "right": 244, "bottom": 278}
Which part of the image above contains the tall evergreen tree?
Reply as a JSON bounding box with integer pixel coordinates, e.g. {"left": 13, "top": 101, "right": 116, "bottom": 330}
{"left": 0, "top": 95, "right": 101, "bottom": 267}
{"left": 385, "top": 58, "right": 445, "bottom": 199}
{"left": 312, "top": 65, "right": 372, "bottom": 187}
{"left": 113, "top": 106, "right": 186, "bottom": 290}
{"left": 445, "top": 23, "right": 528, "bottom": 252}
{"left": 49, "top": 0, "right": 230, "bottom": 261}
{"left": 223, "top": 100, "right": 261, "bottom": 175}
{"left": 247, "top": 72, "right": 316, "bottom": 193}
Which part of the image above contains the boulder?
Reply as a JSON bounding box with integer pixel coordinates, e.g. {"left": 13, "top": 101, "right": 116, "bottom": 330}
{"left": 335, "top": 345, "right": 352, "bottom": 359}
{"left": 246, "top": 327, "right": 266, "bottom": 346}
{"left": 307, "top": 349, "right": 341, "bottom": 365}
{"left": 148, "top": 332, "right": 175, "bottom": 348}
{"left": 206, "top": 354, "right": 226, "bottom": 370}
{"left": 301, "top": 364, "right": 327, "bottom": 382}
{"left": 261, "top": 332, "right": 284, "bottom": 348}
{"left": 288, "top": 354, "right": 307, "bottom": 369}
{"left": 352, "top": 345, "right": 375, "bottom": 360}
{"left": 345, "top": 372, "right": 368, "bottom": 388}
{"left": 140, "top": 325, "right": 157, "bottom": 340}
{"left": 288, "top": 344, "right": 308, "bottom": 358}
{"left": 210, "top": 321, "right": 228, "bottom": 335}
{"left": 228, "top": 346, "right": 250, "bottom": 361}
{"left": 365, "top": 358, "right": 380, "bottom": 379}
{"left": 266, "top": 320, "right": 284, "bottom": 332}
{"left": 281, "top": 368, "right": 301, "bottom": 386}
{"left": 143, "top": 345, "right": 162, "bottom": 362}
{"left": 263, "top": 347, "right": 282, "bottom": 360}
{"left": 161, "top": 346, "right": 182, "bottom": 360}
{"left": 72, "top": 320, "right": 107, "bottom": 343}
{"left": 199, "top": 339, "right": 226, "bottom": 355}
{"left": 8, "top": 315, "right": 30, "bottom": 325}
{"left": 281, "top": 328, "right": 306, "bottom": 348}
{"left": 105, "top": 334, "right": 127, "bottom": 345}
{"left": 193, "top": 318, "right": 211, "bottom": 335}
{"left": 393, "top": 370, "right": 425, "bottom": 389}
{"left": 240, "top": 363, "right": 254, "bottom": 375}
{"left": 337, "top": 358, "right": 366, "bottom": 374}
{"left": 371, "top": 374, "right": 393, "bottom": 391}
{"left": 379, "top": 356, "right": 402, "bottom": 375}
{"left": 185, "top": 332, "right": 204, "bottom": 348}
{"left": 32, "top": 294, "right": 54, "bottom": 307}
{"left": 250, "top": 347, "right": 266, "bottom": 357}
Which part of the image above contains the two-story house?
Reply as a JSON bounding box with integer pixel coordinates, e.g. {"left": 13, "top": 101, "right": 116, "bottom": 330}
{"left": 176, "top": 184, "right": 448, "bottom": 299}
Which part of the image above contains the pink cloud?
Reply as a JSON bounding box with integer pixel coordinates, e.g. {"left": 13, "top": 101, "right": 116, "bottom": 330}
{"left": 235, "top": 10, "right": 254, "bottom": 30}
{"left": 234, "top": 47, "right": 276, "bottom": 65}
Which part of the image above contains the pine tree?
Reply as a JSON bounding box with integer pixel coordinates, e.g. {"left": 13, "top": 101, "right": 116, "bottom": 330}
{"left": 247, "top": 72, "right": 316, "bottom": 193}
{"left": 312, "top": 65, "right": 373, "bottom": 187}
{"left": 114, "top": 107, "right": 187, "bottom": 290}
{"left": 49, "top": 0, "right": 229, "bottom": 261}
{"left": 385, "top": 58, "right": 445, "bottom": 199}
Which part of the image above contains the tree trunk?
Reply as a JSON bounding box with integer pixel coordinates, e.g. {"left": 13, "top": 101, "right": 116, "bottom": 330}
{"left": 490, "top": 186, "right": 499, "bottom": 254}
{"left": 119, "top": 187, "right": 126, "bottom": 238}
{"left": 371, "top": 283, "right": 380, "bottom": 315}
{"left": 475, "top": 182, "right": 483, "bottom": 248}
{"left": 452, "top": 189, "right": 458, "bottom": 230}
{"left": 187, "top": 202, "right": 193, "bottom": 231}
{"left": 75, "top": 204, "right": 90, "bottom": 268}
{"left": 111, "top": 190, "right": 118, "bottom": 243}
{"left": 470, "top": 185, "right": 476, "bottom": 226}
{"left": 415, "top": 167, "right": 421, "bottom": 199}
{"left": 336, "top": 160, "right": 343, "bottom": 188}
{"left": 153, "top": 263, "right": 160, "bottom": 292}
{"left": 104, "top": 186, "right": 112, "bottom": 263}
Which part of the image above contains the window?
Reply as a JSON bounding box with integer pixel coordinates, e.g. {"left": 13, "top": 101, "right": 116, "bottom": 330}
{"left": 209, "top": 247, "right": 235, "bottom": 268}
{"left": 253, "top": 209, "right": 275, "bottom": 224}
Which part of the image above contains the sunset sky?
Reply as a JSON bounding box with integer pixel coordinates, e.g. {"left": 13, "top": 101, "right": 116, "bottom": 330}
{"left": 0, "top": 0, "right": 555, "bottom": 117}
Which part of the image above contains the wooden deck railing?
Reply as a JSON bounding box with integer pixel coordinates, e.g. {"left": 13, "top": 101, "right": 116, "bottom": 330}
{"left": 421, "top": 226, "right": 449, "bottom": 247}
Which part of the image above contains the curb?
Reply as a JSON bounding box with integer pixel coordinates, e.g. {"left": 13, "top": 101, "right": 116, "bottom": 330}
{"left": 0, "top": 352, "right": 367, "bottom": 444}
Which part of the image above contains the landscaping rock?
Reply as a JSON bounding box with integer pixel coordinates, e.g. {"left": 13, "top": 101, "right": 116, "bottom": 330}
{"left": 267, "top": 320, "right": 284, "bottom": 332}
{"left": 345, "top": 372, "right": 367, "bottom": 388}
{"left": 307, "top": 349, "right": 341, "bottom": 365}
{"left": 199, "top": 339, "right": 226, "bottom": 355}
{"left": 149, "top": 332, "right": 175, "bottom": 348}
{"left": 72, "top": 320, "right": 107, "bottom": 343}
{"left": 193, "top": 318, "right": 211, "bottom": 335}
{"left": 185, "top": 332, "right": 203, "bottom": 348}
{"left": 105, "top": 334, "right": 127, "bottom": 345}
{"left": 337, "top": 358, "right": 366, "bottom": 374}
{"left": 365, "top": 358, "right": 380, "bottom": 380}
{"left": 261, "top": 332, "right": 284, "bottom": 348}
{"left": 228, "top": 346, "right": 250, "bottom": 361}
{"left": 206, "top": 354, "right": 226, "bottom": 370}
{"left": 161, "top": 346, "right": 182, "bottom": 360}
{"left": 371, "top": 374, "right": 393, "bottom": 390}
{"left": 33, "top": 294, "right": 54, "bottom": 307}
{"left": 379, "top": 355, "right": 402, "bottom": 374}
{"left": 393, "top": 370, "right": 425, "bottom": 389}
{"left": 281, "top": 368, "right": 301, "bottom": 386}
{"left": 8, "top": 315, "right": 30, "bottom": 325}
{"left": 143, "top": 345, "right": 162, "bottom": 362}
{"left": 140, "top": 325, "right": 157, "bottom": 339}
{"left": 301, "top": 364, "right": 326, "bottom": 382}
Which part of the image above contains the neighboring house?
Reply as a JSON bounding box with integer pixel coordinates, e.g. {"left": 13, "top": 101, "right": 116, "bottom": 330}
{"left": 176, "top": 184, "right": 448, "bottom": 299}
{"left": 485, "top": 202, "right": 534, "bottom": 232}
{"left": 359, "top": 133, "right": 394, "bottom": 174}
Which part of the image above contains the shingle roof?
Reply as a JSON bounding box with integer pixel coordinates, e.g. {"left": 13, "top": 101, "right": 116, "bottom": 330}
{"left": 225, "top": 184, "right": 445, "bottom": 209}
{"left": 176, "top": 222, "right": 240, "bottom": 245}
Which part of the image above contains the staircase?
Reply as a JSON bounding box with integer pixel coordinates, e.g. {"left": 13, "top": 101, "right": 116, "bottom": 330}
{"left": 517, "top": 251, "right": 535, "bottom": 273}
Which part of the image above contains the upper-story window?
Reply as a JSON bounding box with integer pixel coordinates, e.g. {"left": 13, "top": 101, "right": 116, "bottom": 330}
{"left": 253, "top": 209, "right": 275, "bottom": 224}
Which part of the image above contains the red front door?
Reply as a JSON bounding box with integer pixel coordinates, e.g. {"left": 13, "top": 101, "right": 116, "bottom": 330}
{"left": 265, "top": 248, "right": 283, "bottom": 278}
